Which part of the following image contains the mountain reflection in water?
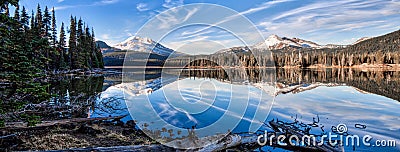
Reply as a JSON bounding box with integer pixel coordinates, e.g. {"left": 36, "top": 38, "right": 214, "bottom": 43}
{"left": 48, "top": 68, "right": 400, "bottom": 151}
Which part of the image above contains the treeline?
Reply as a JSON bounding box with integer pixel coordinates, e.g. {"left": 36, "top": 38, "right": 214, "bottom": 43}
{"left": 1, "top": 2, "right": 104, "bottom": 75}
{"left": 0, "top": 1, "right": 102, "bottom": 125}
{"left": 165, "top": 51, "right": 274, "bottom": 68}
{"left": 166, "top": 30, "right": 400, "bottom": 68}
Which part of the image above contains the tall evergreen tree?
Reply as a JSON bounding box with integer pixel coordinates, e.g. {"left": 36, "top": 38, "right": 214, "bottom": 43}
{"left": 84, "top": 25, "right": 92, "bottom": 68}
{"left": 35, "top": 4, "right": 43, "bottom": 35}
{"left": 13, "top": 3, "right": 19, "bottom": 20}
{"left": 59, "top": 22, "right": 66, "bottom": 49}
{"left": 51, "top": 7, "right": 57, "bottom": 47}
{"left": 90, "top": 28, "right": 100, "bottom": 68}
{"left": 69, "top": 16, "right": 77, "bottom": 69}
{"left": 43, "top": 6, "right": 51, "bottom": 38}
{"left": 20, "top": 6, "right": 29, "bottom": 31}
{"left": 76, "top": 18, "right": 85, "bottom": 69}
{"left": 30, "top": 10, "right": 35, "bottom": 29}
{"left": 91, "top": 28, "right": 104, "bottom": 68}
{"left": 59, "top": 22, "right": 67, "bottom": 69}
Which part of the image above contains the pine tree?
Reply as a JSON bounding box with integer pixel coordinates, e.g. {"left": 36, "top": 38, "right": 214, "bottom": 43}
{"left": 30, "top": 9, "right": 47, "bottom": 70}
{"left": 90, "top": 28, "right": 99, "bottom": 68}
{"left": 69, "top": 16, "right": 77, "bottom": 69}
{"left": 51, "top": 7, "right": 57, "bottom": 47}
{"left": 13, "top": 3, "right": 19, "bottom": 20}
{"left": 59, "top": 22, "right": 67, "bottom": 69}
{"left": 76, "top": 18, "right": 85, "bottom": 69}
{"left": 35, "top": 4, "right": 43, "bottom": 36}
{"left": 91, "top": 28, "right": 104, "bottom": 68}
{"left": 30, "top": 10, "right": 35, "bottom": 29}
{"left": 20, "top": 6, "right": 29, "bottom": 31}
{"left": 43, "top": 6, "right": 51, "bottom": 38}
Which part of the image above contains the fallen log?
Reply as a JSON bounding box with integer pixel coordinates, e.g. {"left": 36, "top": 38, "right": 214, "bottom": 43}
{"left": 1, "top": 115, "right": 128, "bottom": 132}
{"left": 269, "top": 121, "right": 344, "bottom": 152}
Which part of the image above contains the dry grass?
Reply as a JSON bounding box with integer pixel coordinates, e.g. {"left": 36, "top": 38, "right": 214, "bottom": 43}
{"left": 13, "top": 123, "right": 155, "bottom": 151}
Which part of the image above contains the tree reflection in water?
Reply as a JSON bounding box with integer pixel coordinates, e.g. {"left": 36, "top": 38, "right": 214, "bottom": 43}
{"left": 39, "top": 68, "right": 400, "bottom": 122}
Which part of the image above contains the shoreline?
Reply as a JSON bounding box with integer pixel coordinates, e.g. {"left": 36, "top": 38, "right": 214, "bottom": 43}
{"left": 32, "top": 63, "right": 400, "bottom": 78}
{"left": 104, "top": 64, "right": 400, "bottom": 70}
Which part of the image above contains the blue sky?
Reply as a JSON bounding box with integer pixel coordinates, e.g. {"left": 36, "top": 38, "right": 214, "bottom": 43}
{"left": 15, "top": 0, "right": 400, "bottom": 54}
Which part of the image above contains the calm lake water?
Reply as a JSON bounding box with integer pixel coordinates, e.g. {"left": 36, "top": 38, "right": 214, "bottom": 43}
{"left": 49, "top": 68, "right": 400, "bottom": 151}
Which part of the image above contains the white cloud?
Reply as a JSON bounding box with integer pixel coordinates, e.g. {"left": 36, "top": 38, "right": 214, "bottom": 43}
{"left": 57, "top": 0, "right": 65, "bottom": 3}
{"left": 98, "top": 33, "right": 126, "bottom": 46}
{"left": 55, "top": 0, "right": 120, "bottom": 10}
{"left": 175, "top": 0, "right": 291, "bottom": 39}
{"left": 54, "top": 5, "right": 76, "bottom": 11}
{"left": 154, "top": 7, "right": 199, "bottom": 29}
{"left": 136, "top": 3, "right": 150, "bottom": 12}
{"left": 239, "top": 0, "right": 294, "bottom": 16}
{"left": 162, "top": 0, "right": 184, "bottom": 8}
{"left": 98, "top": 0, "right": 119, "bottom": 5}
{"left": 257, "top": 0, "right": 400, "bottom": 45}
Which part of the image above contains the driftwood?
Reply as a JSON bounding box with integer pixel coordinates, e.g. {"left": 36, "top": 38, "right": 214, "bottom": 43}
{"left": 269, "top": 121, "right": 344, "bottom": 152}
{"left": 1, "top": 115, "right": 127, "bottom": 132}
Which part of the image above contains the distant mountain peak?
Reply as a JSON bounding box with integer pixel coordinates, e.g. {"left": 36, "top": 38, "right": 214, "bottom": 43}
{"left": 113, "top": 36, "right": 185, "bottom": 57}
{"left": 254, "top": 34, "right": 309, "bottom": 50}
{"left": 120, "top": 36, "right": 154, "bottom": 45}
{"left": 252, "top": 34, "right": 347, "bottom": 50}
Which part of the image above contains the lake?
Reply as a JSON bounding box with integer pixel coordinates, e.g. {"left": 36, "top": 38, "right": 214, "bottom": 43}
{"left": 48, "top": 67, "right": 400, "bottom": 151}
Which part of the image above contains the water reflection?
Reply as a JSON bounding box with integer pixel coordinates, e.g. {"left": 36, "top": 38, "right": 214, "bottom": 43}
{"left": 122, "top": 67, "right": 275, "bottom": 149}
{"left": 47, "top": 68, "right": 400, "bottom": 151}
{"left": 46, "top": 76, "right": 103, "bottom": 120}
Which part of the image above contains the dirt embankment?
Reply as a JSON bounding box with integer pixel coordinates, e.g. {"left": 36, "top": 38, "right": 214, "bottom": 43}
{"left": 1, "top": 120, "right": 156, "bottom": 151}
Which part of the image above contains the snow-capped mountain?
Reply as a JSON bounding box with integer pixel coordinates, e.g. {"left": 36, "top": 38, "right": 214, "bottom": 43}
{"left": 253, "top": 34, "right": 322, "bottom": 50}
{"left": 251, "top": 34, "right": 351, "bottom": 50}
{"left": 114, "top": 36, "right": 184, "bottom": 57}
